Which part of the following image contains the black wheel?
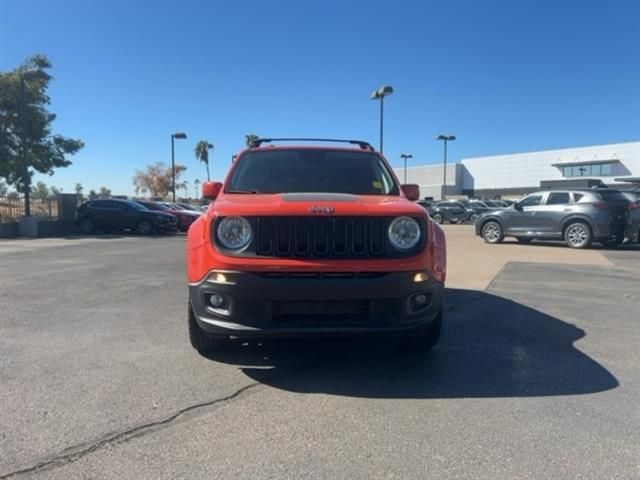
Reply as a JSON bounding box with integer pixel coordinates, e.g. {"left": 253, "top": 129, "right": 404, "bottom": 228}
{"left": 481, "top": 220, "right": 504, "bottom": 244}
{"left": 449, "top": 220, "right": 458, "bottom": 225}
{"left": 432, "top": 213, "right": 443, "bottom": 224}
{"left": 564, "top": 222, "right": 592, "bottom": 249}
{"left": 188, "top": 302, "right": 229, "bottom": 354}
{"left": 516, "top": 237, "right": 532, "bottom": 244}
{"left": 400, "top": 310, "right": 442, "bottom": 351}
{"left": 136, "top": 219, "right": 154, "bottom": 235}
{"left": 78, "top": 218, "right": 93, "bottom": 234}
{"left": 469, "top": 213, "right": 478, "bottom": 223}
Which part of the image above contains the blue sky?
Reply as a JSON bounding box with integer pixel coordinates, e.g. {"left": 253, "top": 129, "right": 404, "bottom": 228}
{"left": 1, "top": 0, "right": 639, "bottom": 196}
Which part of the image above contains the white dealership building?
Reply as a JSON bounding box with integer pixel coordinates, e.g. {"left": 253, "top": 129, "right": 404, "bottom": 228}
{"left": 395, "top": 141, "right": 640, "bottom": 200}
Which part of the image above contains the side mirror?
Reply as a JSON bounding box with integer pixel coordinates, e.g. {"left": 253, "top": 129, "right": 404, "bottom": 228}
{"left": 514, "top": 202, "right": 522, "bottom": 211}
{"left": 401, "top": 184, "right": 420, "bottom": 201}
{"left": 202, "top": 181, "right": 222, "bottom": 200}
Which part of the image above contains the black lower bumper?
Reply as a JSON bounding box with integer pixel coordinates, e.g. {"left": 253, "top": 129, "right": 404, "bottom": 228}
{"left": 189, "top": 271, "right": 444, "bottom": 339}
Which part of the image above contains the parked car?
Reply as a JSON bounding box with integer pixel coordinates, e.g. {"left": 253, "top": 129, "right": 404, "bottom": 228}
{"left": 475, "top": 189, "right": 629, "bottom": 248}
{"left": 186, "top": 138, "right": 446, "bottom": 354}
{"left": 135, "top": 200, "right": 200, "bottom": 232}
{"left": 457, "top": 199, "right": 490, "bottom": 223}
{"left": 76, "top": 199, "right": 177, "bottom": 234}
{"left": 427, "top": 200, "right": 469, "bottom": 224}
{"left": 621, "top": 191, "right": 640, "bottom": 242}
{"left": 175, "top": 202, "right": 203, "bottom": 213}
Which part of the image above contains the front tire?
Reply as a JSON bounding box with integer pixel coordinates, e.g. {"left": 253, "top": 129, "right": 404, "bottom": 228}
{"left": 400, "top": 310, "right": 442, "bottom": 351}
{"left": 78, "top": 218, "right": 94, "bottom": 234}
{"left": 188, "top": 303, "right": 229, "bottom": 354}
{"left": 432, "top": 213, "right": 443, "bottom": 224}
{"left": 564, "top": 222, "right": 592, "bottom": 249}
{"left": 136, "top": 219, "right": 154, "bottom": 235}
{"left": 481, "top": 221, "right": 504, "bottom": 244}
{"left": 469, "top": 213, "right": 478, "bottom": 223}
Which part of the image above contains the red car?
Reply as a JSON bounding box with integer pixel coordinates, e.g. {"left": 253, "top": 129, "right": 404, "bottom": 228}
{"left": 135, "top": 200, "right": 200, "bottom": 232}
{"left": 185, "top": 138, "right": 447, "bottom": 354}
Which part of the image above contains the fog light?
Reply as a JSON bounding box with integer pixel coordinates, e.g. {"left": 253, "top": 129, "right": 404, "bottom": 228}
{"left": 213, "top": 273, "right": 227, "bottom": 283}
{"left": 209, "top": 294, "right": 225, "bottom": 307}
{"left": 413, "top": 272, "right": 429, "bottom": 283}
{"left": 414, "top": 294, "right": 428, "bottom": 305}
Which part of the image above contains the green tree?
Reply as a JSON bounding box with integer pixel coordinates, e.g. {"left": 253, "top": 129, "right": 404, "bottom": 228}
{"left": 50, "top": 185, "right": 62, "bottom": 198}
{"left": 75, "top": 182, "right": 84, "bottom": 201}
{"left": 0, "top": 180, "right": 8, "bottom": 196}
{"left": 98, "top": 186, "right": 111, "bottom": 199}
{"left": 31, "top": 181, "right": 50, "bottom": 200}
{"left": 0, "top": 54, "right": 84, "bottom": 192}
{"left": 194, "top": 178, "right": 201, "bottom": 198}
{"left": 132, "top": 162, "right": 187, "bottom": 198}
{"left": 245, "top": 133, "right": 259, "bottom": 147}
{"left": 88, "top": 189, "right": 98, "bottom": 200}
{"left": 194, "top": 140, "right": 213, "bottom": 181}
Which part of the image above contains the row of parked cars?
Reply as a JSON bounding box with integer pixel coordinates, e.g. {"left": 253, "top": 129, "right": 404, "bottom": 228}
{"left": 75, "top": 199, "right": 206, "bottom": 235}
{"left": 418, "top": 189, "right": 640, "bottom": 249}
{"left": 417, "top": 198, "right": 513, "bottom": 224}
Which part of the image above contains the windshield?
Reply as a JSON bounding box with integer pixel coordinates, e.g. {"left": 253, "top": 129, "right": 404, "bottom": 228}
{"left": 126, "top": 201, "right": 148, "bottom": 211}
{"left": 226, "top": 150, "right": 398, "bottom": 195}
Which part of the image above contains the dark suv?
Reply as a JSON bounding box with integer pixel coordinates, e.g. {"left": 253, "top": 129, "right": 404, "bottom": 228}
{"left": 427, "top": 200, "right": 469, "bottom": 224}
{"left": 475, "top": 189, "right": 629, "bottom": 248}
{"left": 76, "top": 199, "right": 177, "bottom": 234}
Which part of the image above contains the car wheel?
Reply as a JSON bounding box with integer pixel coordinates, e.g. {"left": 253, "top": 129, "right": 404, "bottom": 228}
{"left": 400, "top": 310, "right": 442, "bottom": 351}
{"left": 449, "top": 220, "right": 458, "bottom": 224}
{"left": 564, "top": 222, "right": 592, "bottom": 249}
{"left": 188, "top": 302, "right": 229, "bottom": 354}
{"left": 481, "top": 221, "right": 504, "bottom": 244}
{"left": 136, "top": 219, "right": 154, "bottom": 235}
{"left": 432, "top": 213, "right": 443, "bottom": 224}
{"left": 469, "top": 213, "right": 478, "bottom": 223}
{"left": 516, "top": 237, "right": 532, "bottom": 244}
{"left": 78, "top": 218, "right": 93, "bottom": 234}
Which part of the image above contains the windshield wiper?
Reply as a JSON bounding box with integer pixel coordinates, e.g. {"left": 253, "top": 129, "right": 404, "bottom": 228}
{"left": 226, "top": 189, "right": 260, "bottom": 194}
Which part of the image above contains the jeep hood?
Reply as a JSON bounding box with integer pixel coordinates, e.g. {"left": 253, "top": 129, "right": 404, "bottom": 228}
{"left": 211, "top": 193, "right": 425, "bottom": 217}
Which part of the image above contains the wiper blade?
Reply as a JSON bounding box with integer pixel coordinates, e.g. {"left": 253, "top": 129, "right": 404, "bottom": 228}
{"left": 226, "top": 189, "right": 260, "bottom": 194}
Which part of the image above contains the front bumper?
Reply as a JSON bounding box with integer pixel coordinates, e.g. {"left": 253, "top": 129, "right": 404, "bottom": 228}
{"left": 189, "top": 270, "right": 443, "bottom": 339}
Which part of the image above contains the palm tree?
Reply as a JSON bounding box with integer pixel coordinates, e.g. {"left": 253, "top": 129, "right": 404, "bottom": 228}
{"left": 194, "top": 179, "right": 201, "bottom": 198}
{"left": 194, "top": 140, "right": 213, "bottom": 181}
{"left": 245, "top": 133, "right": 259, "bottom": 147}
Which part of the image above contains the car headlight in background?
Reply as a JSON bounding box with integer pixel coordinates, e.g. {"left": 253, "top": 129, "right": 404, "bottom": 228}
{"left": 388, "top": 216, "right": 421, "bottom": 251}
{"left": 217, "top": 216, "right": 253, "bottom": 250}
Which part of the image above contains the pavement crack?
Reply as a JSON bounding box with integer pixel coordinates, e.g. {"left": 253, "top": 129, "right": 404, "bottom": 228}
{"left": 0, "top": 380, "right": 262, "bottom": 479}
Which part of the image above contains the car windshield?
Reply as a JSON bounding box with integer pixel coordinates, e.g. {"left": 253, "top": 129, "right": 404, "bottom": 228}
{"left": 598, "top": 190, "right": 631, "bottom": 203}
{"left": 125, "top": 201, "right": 147, "bottom": 211}
{"left": 471, "top": 200, "right": 488, "bottom": 207}
{"left": 226, "top": 149, "right": 398, "bottom": 195}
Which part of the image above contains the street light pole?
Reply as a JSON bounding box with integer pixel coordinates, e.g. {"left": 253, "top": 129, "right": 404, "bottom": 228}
{"left": 400, "top": 154, "right": 413, "bottom": 184}
{"left": 436, "top": 134, "right": 456, "bottom": 200}
{"left": 171, "top": 132, "right": 187, "bottom": 202}
{"left": 370, "top": 85, "right": 394, "bottom": 153}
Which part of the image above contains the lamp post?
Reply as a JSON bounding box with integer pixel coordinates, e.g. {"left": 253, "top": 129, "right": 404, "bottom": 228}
{"left": 436, "top": 134, "right": 456, "bottom": 200}
{"left": 19, "top": 69, "right": 50, "bottom": 217}
{"left": 370, "top": 85, "right": 393, "bottom": 153}
{"left": 400, "top": 154, "right": 413, "bottom": 184}
{"left": 171, "top": 132, "right": 187, "bottom": 202}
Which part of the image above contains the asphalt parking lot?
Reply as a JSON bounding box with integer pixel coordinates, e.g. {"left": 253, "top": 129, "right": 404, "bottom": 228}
{"left": 1, "top": 227, "right": 639, "bottom": 479}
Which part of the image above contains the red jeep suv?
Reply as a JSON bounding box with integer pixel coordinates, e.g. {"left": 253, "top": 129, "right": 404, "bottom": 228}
{"left": 186, "top": 139, "right": 446, "bottom": 354}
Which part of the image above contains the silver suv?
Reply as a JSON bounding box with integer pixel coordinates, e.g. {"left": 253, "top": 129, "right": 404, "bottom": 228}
{"left": 475, "top": 189, "right": 629, "bottom": 248}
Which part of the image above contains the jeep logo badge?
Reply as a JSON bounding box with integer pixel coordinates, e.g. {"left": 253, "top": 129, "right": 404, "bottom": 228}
{"left": 308, "top": 206, "right": 335, "bottom": 214}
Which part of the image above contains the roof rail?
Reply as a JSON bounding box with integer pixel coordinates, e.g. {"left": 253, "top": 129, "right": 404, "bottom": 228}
{"left": 249, "top": 138, "right": 375, "bottom": 151}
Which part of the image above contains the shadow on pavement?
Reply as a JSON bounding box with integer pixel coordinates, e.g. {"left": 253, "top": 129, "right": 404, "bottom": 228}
{"left": 204, "top": 288, "right": 618, "bottom": 399}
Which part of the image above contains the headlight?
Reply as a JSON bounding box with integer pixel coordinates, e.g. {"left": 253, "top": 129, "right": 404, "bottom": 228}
{"left": 388, "top": 216, "right": 421, "bottom": 251}
{"left": 217, "top": 217, "right": 252, "bottom": 250}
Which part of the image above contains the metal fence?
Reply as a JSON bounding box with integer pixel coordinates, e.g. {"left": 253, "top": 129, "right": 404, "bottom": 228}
{"left": 0, "top": 195, "right": 60, "bottom": 223}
